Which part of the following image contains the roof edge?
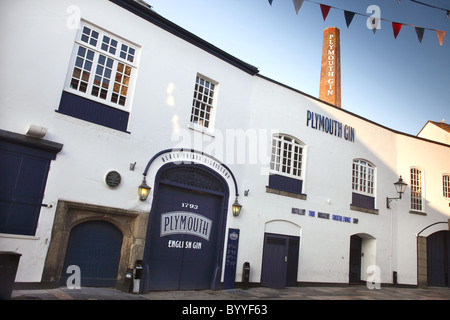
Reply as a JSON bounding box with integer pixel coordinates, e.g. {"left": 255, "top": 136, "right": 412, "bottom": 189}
{"left": 110, "top": 1, "right": 448, "bottom": 149}
{"left": 257, "top": 74, "right": 450, "bottom": 149}
{"left": 109, "top": 0, "right": 259, "bottom": 76}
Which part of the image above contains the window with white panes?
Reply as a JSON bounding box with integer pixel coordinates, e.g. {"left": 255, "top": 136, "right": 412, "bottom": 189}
{"left": 410, "top": 168, "right": 424, "bottom": 211}
{"left": 270, "top": 135, "right": 304, "bottom": 178}
{"left": 66, "top": 23, "right": 138, "bottom": 109}
{"left": 190, "top": 75, "right": 217, "bottom": 129}
{"left": 443, "top": 174, "right": 450, "bottom": 198}
{"left": 352, "top": 159, "right": 375, "bottom": 196}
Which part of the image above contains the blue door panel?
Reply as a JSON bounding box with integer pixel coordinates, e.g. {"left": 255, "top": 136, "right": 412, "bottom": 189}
{"left": 286, "top": 237, "right": 300, "bottom": 286}
{"left": 146, "top": 184, "right": 222, "bottom": 290}
{"left": 261, "top": 234, "right": 288, "bottom": 289}
{"left": 62, "top": 221, "right": 123, "bottom": 287}
{"left": 427, "top": 231, "right": 450, "bottom": 287}
{"left": 0, "top": 149, "right": 50, "bottom": 235}
{"left": 261, "top": 233, "right": 300, "bottom": 289}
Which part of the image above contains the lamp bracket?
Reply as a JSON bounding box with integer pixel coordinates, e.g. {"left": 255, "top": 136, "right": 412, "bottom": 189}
{"left": 386, "top": 195, "right": 402, "bottom": 209}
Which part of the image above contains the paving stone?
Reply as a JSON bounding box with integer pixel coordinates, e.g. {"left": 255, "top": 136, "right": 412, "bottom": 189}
{"left": 12, "top": 285, "right": 450, "bottom": 301}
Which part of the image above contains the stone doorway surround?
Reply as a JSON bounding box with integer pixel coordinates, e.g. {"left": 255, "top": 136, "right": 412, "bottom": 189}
{"left": 42, "top": 200, "right": 149, "bottom": 288}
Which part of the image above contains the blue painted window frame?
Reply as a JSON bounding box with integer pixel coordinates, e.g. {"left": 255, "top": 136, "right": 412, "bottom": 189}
{"left": 351, "top": 159, "right": 376, "bottom": 210}
{"left": 268, "top": 174, "right": 304, "bottom": 195}
{"left": 57, "top": 91, "right": 130, "bottom": 132}
{"left": 351, "top": 192, "right": 375, "bottom": 210}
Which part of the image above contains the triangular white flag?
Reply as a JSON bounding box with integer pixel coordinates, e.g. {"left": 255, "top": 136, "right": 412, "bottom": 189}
{"left": 292, "top": 0, "right": 304, "bottom": 15}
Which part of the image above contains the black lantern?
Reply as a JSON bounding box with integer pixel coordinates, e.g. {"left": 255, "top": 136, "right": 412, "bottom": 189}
{"left": 232, "top": 197, "right": 242, "bottom": 216}
{"left": 138, "top": 176, "right": 151, "bottom": 201}
{"left": 386, "top": 176, "right": 407, "bottom": 208}
{"left": 394, "top": 176, "right": 408, "bottom": 197}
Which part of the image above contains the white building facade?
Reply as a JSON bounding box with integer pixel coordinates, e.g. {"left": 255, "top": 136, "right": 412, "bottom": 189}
{"left": 1, "top": 0, "right": 449, "bottom": 290}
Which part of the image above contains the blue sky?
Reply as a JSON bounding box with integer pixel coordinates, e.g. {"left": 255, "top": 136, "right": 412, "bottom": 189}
{"left": 147, "top": 0, "right": 449, "bottom": 136}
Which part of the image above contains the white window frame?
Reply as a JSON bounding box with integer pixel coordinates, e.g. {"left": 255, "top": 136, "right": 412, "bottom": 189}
{"left": 410, "top": 167, "right": 425, "bottom": 212}
{"left": 270, "top": 134, "right": 305, "bottom": 179}
{"left": 443, "top": 174, "right": 450, "bottom": 199}
{"left": 189, "top": 74, "right": 218, "bottom": 134}
{"left": 352, "top": 159, "right": 376, "bottom": 197}
{"left": 64, "top": 21, "right": 139, "bottom": 111}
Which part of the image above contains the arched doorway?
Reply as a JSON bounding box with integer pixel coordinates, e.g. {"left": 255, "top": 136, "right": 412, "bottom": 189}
{"left": 61, "top": 220, "right": 123, "bottom": 287}
{"left": 349, "top": 233, "right": 376, "bottom": 284}
{"left": 142, "top": 163, "right": 229, "bottom": 291}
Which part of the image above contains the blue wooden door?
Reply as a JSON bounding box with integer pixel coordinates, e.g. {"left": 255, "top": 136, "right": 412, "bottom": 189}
{"left": 0, "top": 147, "right": 51, "bottom": 236}
{"left": 261, "top": 233, "right": 300, "bottom": 289}
{"left": 261, "top": 234, "right": 288, "bottom": 288}
{"left": 61, "top": 220, "right": 123, "bottom": 287}
{"left": 145, "top": 184, "right": 223, "bottom": 290}
{"left": 427, "top": 231, "right": 450, "bottom": 287}
{"left": 286, "top": 237, "right": 300, "bottom": 286}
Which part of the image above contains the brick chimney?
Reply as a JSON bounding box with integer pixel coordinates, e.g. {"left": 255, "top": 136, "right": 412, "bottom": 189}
{"left": 319, "top": 27, "right": 341, "bottom": 108}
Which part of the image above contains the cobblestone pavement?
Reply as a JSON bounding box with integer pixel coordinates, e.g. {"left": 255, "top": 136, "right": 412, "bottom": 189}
{"left": 11, "top": 285, "right": 450, "bottom": 300}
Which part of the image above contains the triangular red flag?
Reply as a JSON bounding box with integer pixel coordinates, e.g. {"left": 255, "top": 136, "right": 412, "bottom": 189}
{"left": 392, "top": 22, "right": 402, "bottom": 39}
{"left": 320, "top": 4, "right": 331, "bottom": 21}
{"left": 436, "top": 30, "right": 446, "bottom": 46}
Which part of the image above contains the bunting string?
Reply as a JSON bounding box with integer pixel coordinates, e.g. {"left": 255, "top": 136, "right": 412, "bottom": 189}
{"left": 409, "top": 0, "right": 450, "bottom": 17}
{"left": 268, "top": 0, "right": 447, "bottom": 46}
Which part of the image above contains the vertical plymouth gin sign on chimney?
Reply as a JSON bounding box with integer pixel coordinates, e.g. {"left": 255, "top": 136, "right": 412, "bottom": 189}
{"left": 319, "top": 27, "right": 341, "bottom": 108}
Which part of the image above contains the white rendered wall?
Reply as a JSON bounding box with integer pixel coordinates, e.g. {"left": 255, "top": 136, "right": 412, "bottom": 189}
{"left": 1, "top": 0, "right": 449, "bottom": 286}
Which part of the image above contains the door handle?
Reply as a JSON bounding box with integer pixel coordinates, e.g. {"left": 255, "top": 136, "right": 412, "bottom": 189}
{"left": 285, "top": 256, "right": 288, "bottom": 262}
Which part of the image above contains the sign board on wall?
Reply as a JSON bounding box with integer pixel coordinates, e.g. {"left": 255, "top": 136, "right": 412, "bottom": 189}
{"left": 223, "top": 228, "right": 240, "bottom": 289}
{"left": 293, "top": 208, "right": 359, "bottom": 224}
{"left": 306, "top": 110, "right": 355, "bottom": 142}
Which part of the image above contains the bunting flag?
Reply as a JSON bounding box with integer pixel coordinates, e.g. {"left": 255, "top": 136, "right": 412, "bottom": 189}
{"left": 292, "top": 0, "right": 304, "bottom": 15}
{"left": 267, "top": 0, "right": 447, "bottom": 46}
{"left": 344, "top": 10, "right": 355, "bottom": 28}
{"left": 415, "top": 27, "right": 424, "bottom": 43}
{"left": 371, "top": 18, "right": 378, "bottom": 34}
{"left": 320, "top": 4, "right": 331, "bottom": 21}
{"left": 436, "top": 30, "right": 446, "bottom": 46}
{"left": 392, "top": 22, "right": 403, "bottom": 39}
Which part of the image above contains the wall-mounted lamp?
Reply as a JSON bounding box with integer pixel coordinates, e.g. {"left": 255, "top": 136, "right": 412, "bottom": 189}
{"left": 386, "top": 176, "right": 407, "bottom": 208}
{"left": 26, "top": 124, "right": 47, "bottom": 139}
{"left": 232, "top": 197, "right": 242, "bottom": 217}
{"left": 138, "top": 176, "right": 151, "bottom": 201}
